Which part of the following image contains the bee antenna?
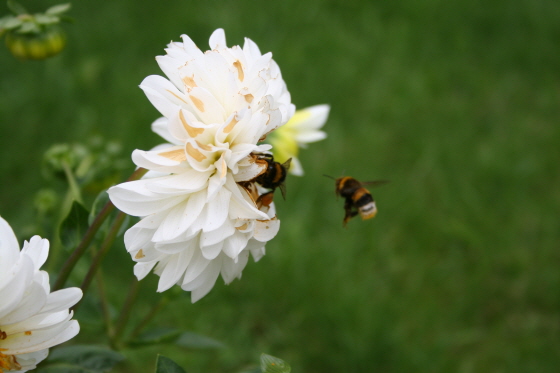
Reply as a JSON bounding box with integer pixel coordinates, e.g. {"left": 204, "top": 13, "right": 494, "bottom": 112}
{"left": 323, "top": 174, "right": 336, "bottom": 180}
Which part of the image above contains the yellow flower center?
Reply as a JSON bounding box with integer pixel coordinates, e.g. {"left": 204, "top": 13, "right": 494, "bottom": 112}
{"left": 0, "top": 350, "right": 22, "bottom": 372}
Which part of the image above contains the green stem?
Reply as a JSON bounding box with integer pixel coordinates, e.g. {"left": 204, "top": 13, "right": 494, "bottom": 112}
{"left": 96, "top": 265, "right": 115, "bottom": 338}
{"left": 129, "top": 296, "right": 171, "bottom": 340}
{"left": 73, "top": 211, "right": 127, "bottom": 311}
{"left": 111, "top": 278, "right": 140, "bottom": 349}
{"left": 53, "top": 167, "right": 148, "bottom": 291}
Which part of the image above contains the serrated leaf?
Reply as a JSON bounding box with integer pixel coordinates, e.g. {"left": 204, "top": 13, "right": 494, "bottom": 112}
{"left": 176, "top": 331, "right": 226, "bottom": 349}
{"left": 7, "top": 0, "right": 28, "bottom": 15}
{"left": 0, "top": 15, "right": 22, "bottom": 29}
{"left": 155, "top": 355, "right": 186, "bottom": 373}
{"left": 60, "top": 201, "right": 90, "bottom": 250}
{"left": 46, "top": 3, "right": 71, "bottom": 15}
{"left": 129, "top": 327, "right": 182, "bottom": 347}
{"left": 37, "top": 345, "right": 124, "bottom": 373}
{"left": 260, "top": 354, "right": 291, "bottom": 373}
{"left": 34, "top": 14, "right": 59, "bottom": 25}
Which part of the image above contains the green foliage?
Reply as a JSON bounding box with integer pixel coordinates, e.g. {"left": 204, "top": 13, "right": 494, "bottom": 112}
{"left": 155, "top": 355, "right": 187, "bottom": 373}
{"left": 6, "top": 0, "right": 27, "bottom": 15}
{"left": 46, "top": 3, "right": 71, "bottom": 16}
{"left": 1, "top": 1, "right": 71, "bottom": 59}
{"left": 176, "top": 331, "right": 226, "bottom": 349}
{"left": 37, "top": 345, "right": 124, "bottom": 373}
{"left": 260, "top": 354, "right": 291, "bottom": 373}
{"left": 129, "top": 327, "right": 183, "bottom": 347}
{"left": 59, "top": 200, "right": 89, "bottom": 250}
{"left": 1, "top": 0, "right": 560, "bottom": 372}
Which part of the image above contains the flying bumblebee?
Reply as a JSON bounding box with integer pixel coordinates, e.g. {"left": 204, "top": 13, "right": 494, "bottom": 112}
{"left": 252, "top": 154, "right": 292, "bottom": 199}
{"left": 328, "top": 176, "right": 388, "bottom": 226}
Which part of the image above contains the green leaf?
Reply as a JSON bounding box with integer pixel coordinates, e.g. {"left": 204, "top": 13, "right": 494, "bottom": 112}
{"left": 18, "top": 20, "right": 40, "bottom": 34}
{"left": 260, "top": 354, "right": 291, "bottom": 373}
{"left": 129, "top": 327, "right": 182, "bottom": 347}
{"left": 7, "top": 0, "right": 28, "bottom": 15}
{"left": 176, "top": 331, "right": 226, "bottom": 349}
{"left": 34, "top": 14, "right": 60, "bottom": 25}
{"left": 59, "top": 201, "right": 90, "bottom": 250}
{"left": 37, "top": 345, "right": 124, "bottom": 373}
{"left": 0, "top": 15, "right": 22, "bottom": 30}
{"left": 155, "top": 355, "right": 187, "bottom": 373}
{"left": 46, "top": 3, "right": 72, "bottom": 15}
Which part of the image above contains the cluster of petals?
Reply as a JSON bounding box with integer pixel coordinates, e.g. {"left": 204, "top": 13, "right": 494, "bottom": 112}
{"left": 108, "top": 28, "right": 295, "bottom": 302}
{"left": 268, "top": 104, "right": 330, "bottom": 176}
{"left": 0, "top": 217, "right": 82, "bottom": 372}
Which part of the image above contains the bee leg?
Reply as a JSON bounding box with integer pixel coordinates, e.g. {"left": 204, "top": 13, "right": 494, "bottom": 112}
{"left": 342, "top": 199, "right": 358, "bottom": 227}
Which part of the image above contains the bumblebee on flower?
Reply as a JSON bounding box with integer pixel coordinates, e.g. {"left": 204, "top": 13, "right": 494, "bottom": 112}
{"left": 108, "top": 28, "right": 297, "bottom": 302}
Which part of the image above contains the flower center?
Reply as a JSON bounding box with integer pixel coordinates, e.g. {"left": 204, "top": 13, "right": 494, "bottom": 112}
{"left": 0, "top": 350, "right": 21, "bottom": 373}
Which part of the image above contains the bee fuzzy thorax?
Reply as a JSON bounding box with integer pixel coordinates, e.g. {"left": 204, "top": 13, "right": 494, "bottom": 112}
{"left": 251, "top": 154, "right": 291, "bottom": 199}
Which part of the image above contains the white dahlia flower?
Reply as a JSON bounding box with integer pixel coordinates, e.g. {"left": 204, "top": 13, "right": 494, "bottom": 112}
{"left": 108, "top": 28, "right": 295, "bottom": 302}
{"left": 268, "top": 104, "right": 329, "bottom": 176}
{"left": 0, "top": 217, "right": 82, "bottom": 373}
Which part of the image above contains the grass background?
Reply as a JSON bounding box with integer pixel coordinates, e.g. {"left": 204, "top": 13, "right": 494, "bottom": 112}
{"left": 1, "top": 0, "right": 560, "bottom": 372}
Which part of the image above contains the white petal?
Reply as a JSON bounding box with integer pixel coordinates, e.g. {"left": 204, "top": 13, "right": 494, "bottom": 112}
{"left": 222, "top": 230, "right": 251, "bottom": 259}
{"left": 1, "top": 280, "right": 46, "bottom": 325}
{"left": 181, "top": 249, "right": 210, "bottom": 286}
{"left": 0, "top": 256, "right": 34, "bottom": 319}
{"left": 5, "top": 318, "right": 79, "bottom": 355}
{"left": 221, "top": 251, "right": 249, "bottom": 283}
{"left": 155, "top": 55, "right": 184, "bottom": 92}
{"left": 0, "top": 216, "right": 21, "bottom": 274}
{"left": 134, "top": 262, "right": 157, "bottom": 280}
{"left": 288, "top": 156, "right": 304, "bottom": 176}
{"left": 131, "top": 151, "right": 187, "bottom": 175}
{"left": 295, "top": 131, "right": 327, "bottom": 144}
{"left": 199, "top": 240, "right": 224, "bottom": 260}
{"left": 184, "top": 259, "right": 222, "bottom": 302}
{"left": 40, "top": 288, "right": 82, "bottom": 315}
{"left": 246, "top": 239, "right": 266, "bottom": 261}
{"left": 21, "top": 236, "right": 49, "bottom": 271}
{"left": 157, "top": 248, "right": 193, "bottom": 292}
{"left": 252, "top": 217, "right": 280, "bottom": 242}
{"left": 108, "top": 179, "right": 187, "bottom": 217}
{"left": 202, "top": 187, "right": 231, "bottom": 232}
{"left": 152, "top": 190, "right": 206, "bottom": 242}
{"left": 209, "top": 28, "right": 226, "bottom": 50}
{"left": 14, "top": 349, "right": 49, "bottom": 371}
{"left": 151, "top": 117, "right": 182, "bottom": 145}
{"left": 140, "top": 75, "right": 186, "bottom": 118}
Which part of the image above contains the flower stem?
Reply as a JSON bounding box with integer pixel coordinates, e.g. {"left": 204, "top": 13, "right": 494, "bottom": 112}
{"left": 111, "top": 277, "right": 140, "bottom": 349}
{"left": 73, "top": 211, "right": 127, "bottom": 311}
{"left": 129, "top": 296, "right": 171, "bottom": 340}
{"left": 53, "top": 167, "right": 148, "bottom": 291}
{"left": 96, "top": 266, "right": 115, "bottom": 338}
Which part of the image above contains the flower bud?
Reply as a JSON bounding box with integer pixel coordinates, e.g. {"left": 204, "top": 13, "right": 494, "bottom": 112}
{"left": 5, "top": 25, "right": 66, "bottom": 60}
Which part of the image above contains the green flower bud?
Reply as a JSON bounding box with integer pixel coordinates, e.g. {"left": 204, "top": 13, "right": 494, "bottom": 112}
{"left": 5, "top": 24, "right": 66, "bottom": 60}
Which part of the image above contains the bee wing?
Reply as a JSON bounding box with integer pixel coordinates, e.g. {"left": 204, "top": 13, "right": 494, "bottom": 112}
{"left": 361, "top": 180, "right": 390, "bottom": 188}
{"left": 279, "top": 183, "right": 287, "bottom": 200}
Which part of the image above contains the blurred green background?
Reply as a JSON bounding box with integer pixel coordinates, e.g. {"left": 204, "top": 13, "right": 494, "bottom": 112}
{"left": 1, "top": 0, "right": 560, "bottom": 372}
